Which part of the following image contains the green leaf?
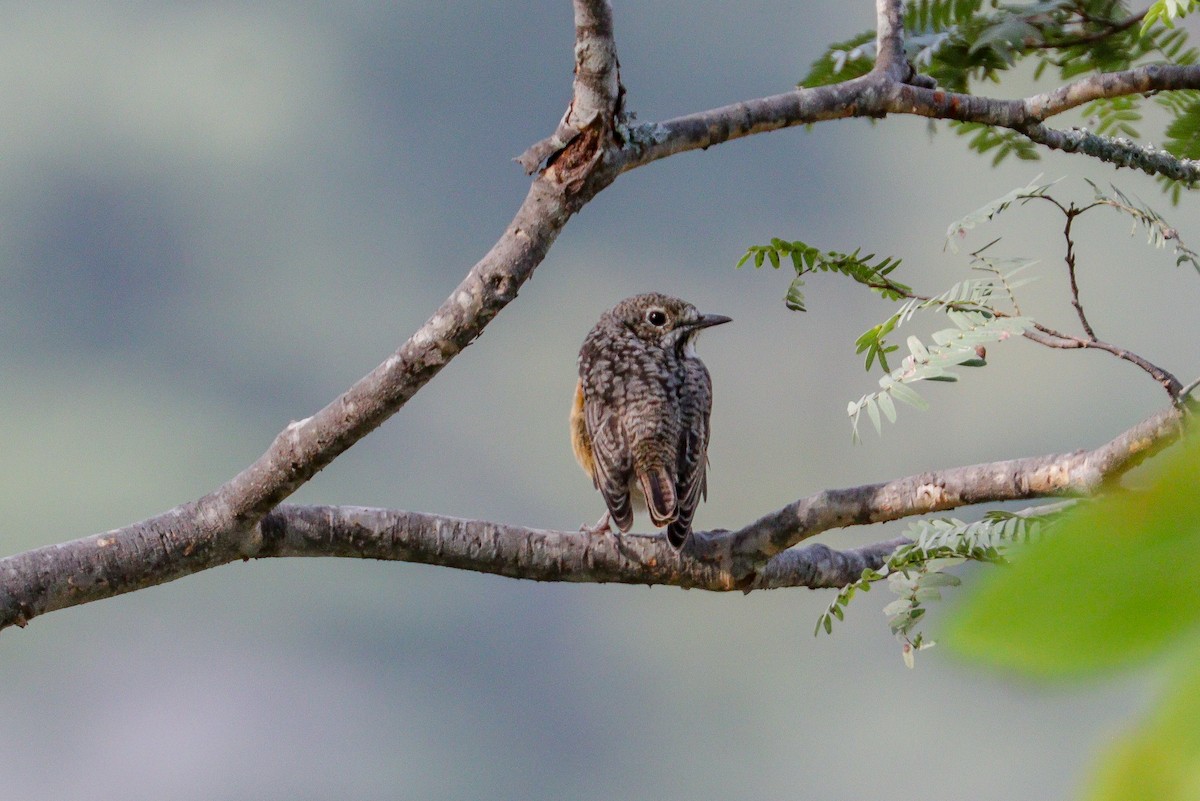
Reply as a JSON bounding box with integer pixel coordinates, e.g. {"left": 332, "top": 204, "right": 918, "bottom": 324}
{"left": 877, "top": 390, "right": 897, "bottom": 423}
{"left": 1084, "top": 641, "right": 1200, "bottom": 801}
{"left": 919, "top": 572, "right": 962, "bottom": 588}
{"left": 1142, "top": 0, "right": 1200, "bottom": 36}
{"left": 882, "top": 598, "right": 912, "bottom": 616}
{"left": 799, "top": 30, "right": 876, "bottom": 87}
{"left": 907, "top": 335, "right": 930, "bottom": 361}
{"left": 948, "top": 437, "right": 1200, "bottom": 676}
{"left": 740, "top": 236, "right": 911, "bottom": 311}
{"left": 785, "top": 277, "right": 807, "bottom": 312}
{"left": 914, "top": 587, "right": 944, "bottom": 603}
{"left": 946, "top": 176, "right": 1059, "bottom": 250}
{"left": 887, "top": 382, "right": 930, "bottom": 410}
{"left": 865, "top": 395, "right": 882, "bottom": 434}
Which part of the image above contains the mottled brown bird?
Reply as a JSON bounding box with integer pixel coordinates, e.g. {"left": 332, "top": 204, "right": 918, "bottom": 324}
{"left": 571, "top": 293, "right": 730, "bottom": 548}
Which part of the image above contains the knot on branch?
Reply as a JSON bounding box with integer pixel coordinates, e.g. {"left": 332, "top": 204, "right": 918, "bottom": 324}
{"left": 515, "top": 122, "right": 584, "bottom": 175}
{"left": 516, "top": 104, "right": 620, "bottom": 191}
{"left": 903, "top": 62, "right": 938, "bottom": 90}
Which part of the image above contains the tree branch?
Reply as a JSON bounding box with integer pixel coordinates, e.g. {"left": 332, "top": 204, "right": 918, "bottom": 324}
{"left": 1, "top": 405, "right": 1182, "bottom": 630}
{"left": 715, "top": 404, "right": 1184, "bottom": 574}
{"left": 874, "top": 0, "right": 907, "bottom": 79}
{"left": 1061, "top": 206, "right": 1099, "bottom": 341}
{"left": 1025, "top": 323, "right": 1184, "bottom": 398}
{"left": 1020, "top": 123, "right": 1200, "bottom": 183}
{"left": 253, "top": 507, "right": 907, "bottom": 593}
{"left": 516, "top": 0, "right": 623, "bottom": 173}
{"left": 622, "top": 63, "right": 1200, "bottom": 181}
{"left": 174, "top": 1, "right": 623, "bottom": 552}
{"left": 0, "top": 0, "right": 627, "bottom": 631}
{"left": 1032, "top": 9, "right": 1146, "bottom": 49}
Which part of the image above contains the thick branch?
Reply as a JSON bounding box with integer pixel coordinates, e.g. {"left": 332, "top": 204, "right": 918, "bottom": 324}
{"left": 622, "top": 63, "right": 1200, "bottom": 181}
{"left": 715, "top": 404, "right": 1184, "bottom": 573}
{"left": 874, "top": 0, "right": 907, "bottom": 79}
{"left": 516, "top": 0, "right": 622, "bottom": 173}
{"left": 0, "top": 406, "right": 1182, "bottom": 630}
{"left": 176, "top": 1, "right": 624, "bottom": 557}
{"left": 1021, "top": 63, "right": 1200, "bottom": 120}
{"left": 254, "top": 506, "right": 903, "bottom": 593}
{"left": 1020, "top": 123, "right": 1200, "bottom": 182}
{"left": 619, "top": 78, "right": 876, "bottom": 167}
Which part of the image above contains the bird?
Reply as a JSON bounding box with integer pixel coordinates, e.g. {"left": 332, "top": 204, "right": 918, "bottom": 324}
{"left": 571, "top": 292, "right": 730, "bottom": 549}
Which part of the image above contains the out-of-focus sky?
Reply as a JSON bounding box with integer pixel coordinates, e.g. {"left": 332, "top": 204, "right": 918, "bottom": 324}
{"left": 1, "top": 3, "right": 1196, "bottom": 799}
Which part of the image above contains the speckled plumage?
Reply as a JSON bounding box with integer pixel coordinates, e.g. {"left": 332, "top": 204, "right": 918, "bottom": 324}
{"left": 571, "top": 293, "right": 729, "bottom": 548}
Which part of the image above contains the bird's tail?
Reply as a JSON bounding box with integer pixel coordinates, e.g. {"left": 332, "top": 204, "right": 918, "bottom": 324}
{"left": 638, "top": 466, "right": 677, "bottom": 530}
{"left": 665, "top": 519, "right": 689, "bottom": 549}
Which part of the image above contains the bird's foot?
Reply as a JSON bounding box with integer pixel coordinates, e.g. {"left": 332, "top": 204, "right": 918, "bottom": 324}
{"left": 579, "top": 511, "right": 614, "bottom": 538}
{"left": 580, "top": 512, "right": 639, "bottom": 557}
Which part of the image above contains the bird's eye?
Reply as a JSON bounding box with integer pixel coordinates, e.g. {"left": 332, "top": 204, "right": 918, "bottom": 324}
{"left": 646, "top": 309, "right": 668, "bottom": 327}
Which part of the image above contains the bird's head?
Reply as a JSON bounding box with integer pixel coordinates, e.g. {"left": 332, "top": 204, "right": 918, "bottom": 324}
{"left": 611, "top": 292, "right": 731, "bottom": 352}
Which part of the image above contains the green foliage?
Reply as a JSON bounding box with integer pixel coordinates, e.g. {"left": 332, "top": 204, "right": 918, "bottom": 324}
{"left": 1142, "top": 0, "right": 1200, "bottom": 36}
{"left": 951, "top": 121, "right": 1040, "bottom": 166}
{"left": 945, "top": 176, "right": 1058, "bottom": 246}
{"left": 1082, "top": 96, "right": 1143, "bottom": 139}
{"left": 1086, "top": 179, "right": 1200, "bottom": 271}
{"left": 907, "top": 0, "right": 989, "bottom": 32}
{"left": 816, "top": 511, "right": 1048, "bottom": 667}
{"left": 855, "top": 259, "right": 1034, "bottom": 375}
{"left": 736, "top": 239, "right": 909, "bottom": 312}
{"left": 802, "top": 2, "right": 1200, "bottom": 198}
{"left": 799, "top": 31, "right": 876, "bottom": 87}
{"left": 1083, "top": 641, "right": 1200, "bottom": 801}
{"left": 948, "top": 436, "right": 1200, "bottom": 676}
{"left": 744, "top": 179, "right": 1197, "bottom": 442}
{"left": 803, "top": 1, "right": 1200, "bottom": 93}
{"left": 1159, "top": 90, "right": 1200, "bottom": 159}
{"left": 848, "top": 310, "right": 1031, "bottom": 441}
{"left": 947, "top": 439, "right": 1200, "bottom": 799}
{"left": 1152, "top": 91, "right": 1200, "bottom": 201}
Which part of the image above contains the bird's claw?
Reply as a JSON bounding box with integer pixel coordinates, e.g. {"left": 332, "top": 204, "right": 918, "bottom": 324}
{"left": 579, "top": 511, "right": 614, "bottom": 538}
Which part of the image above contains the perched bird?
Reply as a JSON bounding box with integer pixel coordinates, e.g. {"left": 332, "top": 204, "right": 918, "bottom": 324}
{"left": 571, "top": 293, "right": 730, "bottom": 548}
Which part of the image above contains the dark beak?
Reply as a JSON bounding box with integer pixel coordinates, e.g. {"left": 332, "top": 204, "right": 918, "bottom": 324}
{"left": 692, "top": 313, "right": 732, "bottom": 330}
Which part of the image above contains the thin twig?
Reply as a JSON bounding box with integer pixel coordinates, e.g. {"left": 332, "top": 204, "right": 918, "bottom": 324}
{"left": 1031, "top": 8, "right": 1146, "bottom": 50}
{"left": 1062, "top": 206, "right": 1099, "bottom": 340}
{"left": 1027, "top": 323, "right": 1183, "bottom": 397}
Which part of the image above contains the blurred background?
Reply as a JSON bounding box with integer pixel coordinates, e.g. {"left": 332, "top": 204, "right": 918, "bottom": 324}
{"left": 1, "top": 2, "right": 1197, "bottom": 799}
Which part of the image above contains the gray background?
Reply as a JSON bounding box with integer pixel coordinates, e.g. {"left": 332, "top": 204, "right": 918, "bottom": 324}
{"left": 1, "top": 3, "right": 1195, "bottom": 799}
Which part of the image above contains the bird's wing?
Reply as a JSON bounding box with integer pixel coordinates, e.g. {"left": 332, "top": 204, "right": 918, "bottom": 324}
{"left": 586, "top": 398, "right": 635, "bottom": 532}
{"left": 667, "top": 364, "right": 712, "bottom": 548}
